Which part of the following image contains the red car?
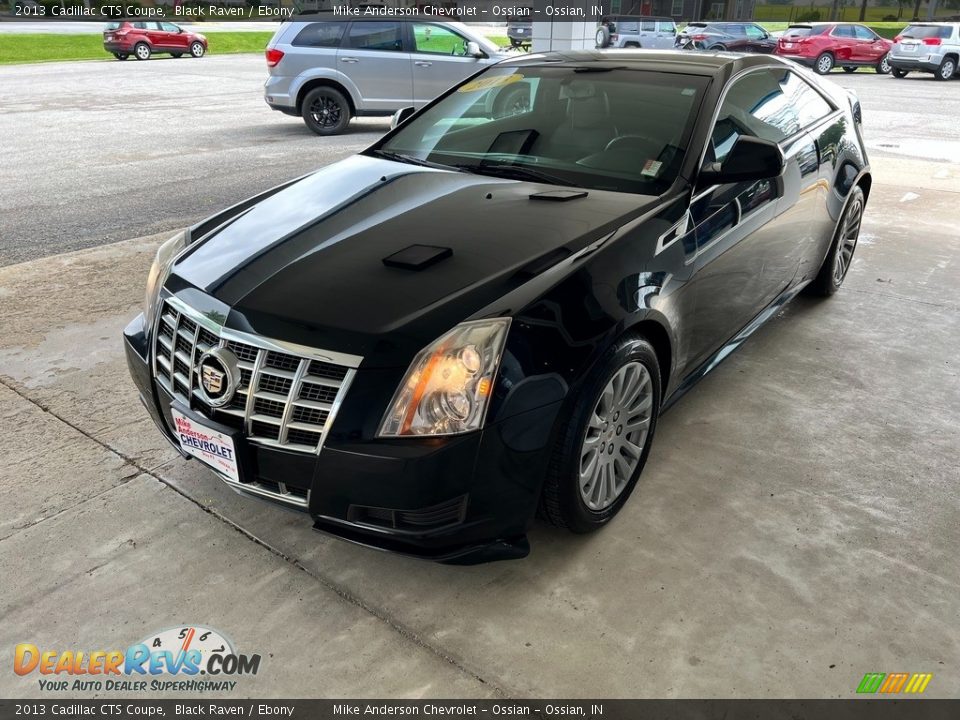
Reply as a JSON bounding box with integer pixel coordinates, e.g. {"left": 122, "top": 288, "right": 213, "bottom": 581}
{"left": 103, "top": 21, "right": 208, "bottom": 61}
{"left": 776, "top": 23, "right": 892, "bottom": 74}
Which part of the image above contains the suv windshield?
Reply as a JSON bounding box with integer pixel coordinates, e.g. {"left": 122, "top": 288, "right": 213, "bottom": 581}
{"left": 901, "top": 25, "right": 952, "bottom": 39}
{"left": 374, "top": 66, "right": 707, "bottom": 195}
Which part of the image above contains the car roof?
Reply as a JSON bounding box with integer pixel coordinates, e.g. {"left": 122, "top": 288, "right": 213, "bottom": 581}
{"left": 499, "top": 49, "right": 784, "bottom": 77}
{"left": 605, "top": 15, "right": 675, "bottom": 21}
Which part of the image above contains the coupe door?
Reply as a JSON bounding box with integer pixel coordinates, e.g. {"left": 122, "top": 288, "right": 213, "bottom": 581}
{"left": 409, "top": 23, "right": 484, "bottom": 106}
{"left": 687, "top": 69, "right": 829, "bottom": 366}
{"left": 338, "top": 21, "right": 413, "bottom": 112}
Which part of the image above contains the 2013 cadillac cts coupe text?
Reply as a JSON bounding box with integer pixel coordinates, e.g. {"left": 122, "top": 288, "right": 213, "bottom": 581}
{"left": 124, "top": 50, "right": 871, "bottom": 563}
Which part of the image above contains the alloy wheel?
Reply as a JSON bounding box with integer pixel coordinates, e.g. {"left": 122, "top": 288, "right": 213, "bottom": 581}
{"left": 940, "top": 59, "right": 956, "bottom": 80}
{"left": 309, "top": 95, "right": 342, "bottom": 129}
{"left": 578, "top": 362, "right": 654, "bottom": 512}
{"left": 878, "top": 56, "right": 890, "bottom": 74}
{"left": 816, "top": 54, "right": 833, "bottom": 74}
{"left": 833, "top": 196, "right": 863, "bottom": 285}
{"left": 135, "top": 44, "right": 150, "bottom": 60}
{"left": 191, "top": 42, "right": 205, "bottom": 58}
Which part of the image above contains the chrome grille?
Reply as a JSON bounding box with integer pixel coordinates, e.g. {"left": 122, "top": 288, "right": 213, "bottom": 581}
{"left": 153, "top": 296, "right": 360, "bottom": 455}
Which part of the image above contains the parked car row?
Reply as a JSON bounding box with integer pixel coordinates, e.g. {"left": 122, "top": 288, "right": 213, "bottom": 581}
{"left": 595, "top": 16, "right": 959, "bottom": 80}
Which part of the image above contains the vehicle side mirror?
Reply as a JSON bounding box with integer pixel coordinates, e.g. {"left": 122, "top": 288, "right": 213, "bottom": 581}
{"left": 699, "top": 136, "right": 784, "bottom": 185}
{"left": 391, "top": 106, "right": 415, "bottom": 129}
{"left": 466, "top": 41, "right": 486, "bottom": 58}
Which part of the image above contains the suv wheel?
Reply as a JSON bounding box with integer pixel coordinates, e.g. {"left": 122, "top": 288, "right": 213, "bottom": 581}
{"left": 876, "top": 55, "right": 891, "bottom": 74}
{"left": 935, "top": 56, "right": 956, "bottom": 81}
{"left": 814, "top": 52, "right": 834, "bottom": 74}
{"left": 190, "top": 41, "right": 205, "bottom": 58}
{"left": 842, "top": 66, "right": 857, "bottom": 73}
{"left": 134, "top": 42, "right": 151, "bottom": 61}
{"left": 301, "top": 87, "right": 351, "bottom": 136}
{"left": 891, "top": 68, "right": 908, "bottom": 78}
{"left": 113, "top": 52, "right": 128, "bottom": 61}
{"left": 539, "top": 335, "right": 660, "bottom": 533}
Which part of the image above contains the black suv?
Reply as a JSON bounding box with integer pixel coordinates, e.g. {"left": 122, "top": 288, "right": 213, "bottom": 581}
{"left": 676, "top": 22, "right": 777, "bottom": 52}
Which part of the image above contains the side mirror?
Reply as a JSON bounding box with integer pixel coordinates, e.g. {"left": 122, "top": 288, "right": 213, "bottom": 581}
{"left": 699, "top": 136, "right": 784, "bottom": 185}
{"left": 390, "top": 106, "right": 415, "bottom": 129}
{"left": 466, "top": 41, "right": 485, "bottom": 58}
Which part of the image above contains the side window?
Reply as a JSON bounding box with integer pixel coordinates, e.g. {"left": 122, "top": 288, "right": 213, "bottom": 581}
{"left": 641, "top": 20, "right": 656, "bottom": 32}
{"left": 711, "top": 70, "right": 832, "bottom": 162}
{"left": 412, "top": 23, "right": 469, "bottom": 55}
{"left": 745, "top": 25, "right": 766, "bottom": 39}
{"left": 832, "top": 25, "right": 855, "bottom": 38}
{"left": 658, "top": 20, "right": 676, "bottom": 33}
{"left": 133, "top": 21, "right": 147, "bottom": 30}
{"left": 854, "top": 25, "right": 876, "bottom": 40}
{"left": 292, "top": 21, "right": 347, "bottom": 48}
{"left": 620, "top": 21, "right": 638, "bottom": 33}
{"left": 346, "top": 21, "right": 403, "bottom": 52}
{"left": 160, "top": 23, "right": 179, "bottom": 32}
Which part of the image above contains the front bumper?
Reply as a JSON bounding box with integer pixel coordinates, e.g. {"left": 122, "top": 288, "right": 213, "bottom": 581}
{"left": 124, "top": 312, "right": 558, "bottom": 563}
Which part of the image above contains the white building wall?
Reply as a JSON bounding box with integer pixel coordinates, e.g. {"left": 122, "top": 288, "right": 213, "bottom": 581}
{"left": 532, "top": 21, "right": 597, "bottom": 51}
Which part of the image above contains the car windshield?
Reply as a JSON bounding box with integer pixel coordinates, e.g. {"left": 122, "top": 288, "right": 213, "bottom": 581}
{"left": 902, "top": 25, "right": 952, "bottom": 39}
{"left": 374, "top": 65, "right": 707, "bottom": 196}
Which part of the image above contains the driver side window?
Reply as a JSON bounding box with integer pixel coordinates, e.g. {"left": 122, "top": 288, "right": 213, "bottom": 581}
{"left": 413, "top": 23, "right": 469, "bottom": 56}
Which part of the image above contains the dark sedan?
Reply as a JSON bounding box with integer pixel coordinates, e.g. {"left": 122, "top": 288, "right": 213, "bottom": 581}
{"left": 676, "top": 21, "right": 777, "bottom": 52}
{"left": 124, "top": 51, "right": 870, "bottom": 563}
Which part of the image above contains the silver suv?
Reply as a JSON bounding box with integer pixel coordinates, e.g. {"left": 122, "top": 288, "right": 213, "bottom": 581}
{"left": 595, "top": 16, "right": 678, "bottom": 49}
{"left": 889, "top": 22, "right": 960, "bottom": 81}
{"left": 264, "top": 17, "right": 507, "bottom": 135}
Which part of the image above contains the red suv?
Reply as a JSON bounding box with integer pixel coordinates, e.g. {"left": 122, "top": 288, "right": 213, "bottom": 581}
{"left": 776, "top": 23, "right": 892, "bottom": 74}
{"left": 103, "top": 21, "right": 208, "bottom": 61}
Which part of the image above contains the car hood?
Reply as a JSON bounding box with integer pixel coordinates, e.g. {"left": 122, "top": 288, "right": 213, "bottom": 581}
{"left": 170, "top": 155, "right": 656, "bottom": 365}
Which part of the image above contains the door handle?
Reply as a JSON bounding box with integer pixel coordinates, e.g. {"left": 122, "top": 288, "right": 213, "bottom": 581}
{"left": 340, "top": 57, "right": 359, "bottom": 63}
{"left": 414, "top": 61, "right": 433, "bottom": 67}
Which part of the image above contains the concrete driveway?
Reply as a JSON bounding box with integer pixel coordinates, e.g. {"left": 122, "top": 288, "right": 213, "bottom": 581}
{"left": 1, "top": 56, "right": 959, "bottom": 699}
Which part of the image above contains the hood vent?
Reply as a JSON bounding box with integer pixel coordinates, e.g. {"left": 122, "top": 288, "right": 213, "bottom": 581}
{"left": 382, "top": 244, "right": 453, "bottom": 271}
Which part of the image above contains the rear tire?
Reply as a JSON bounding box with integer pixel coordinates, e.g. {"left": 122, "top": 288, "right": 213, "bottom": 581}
{"left": 190, "top": 41, "right": 205, "bottom": 58}
{"left": 814, "top": 52, "right": 834, "bottom": 74}
{"left": 935, "top": 56, "right": 956, "bottom": 81}
{"left": 301, "top": 86, "right": 351, "bottom": 136}
{"left": 134, "top": 42, "right": 150, "bottom": 61}
{"left": 807, "top": 185, "right": 865, "bottom": 297}
{"left": 891, "top": 67, "right": 908, "bottom": 78}
{"left": 539, "top": 335, "right": 660, "bottom": 533}
{"left": 875, "top": 55, "right": 891, "bottom": 74}
{"left": 710, "top": 43, "right": 727, "bottom": 51}
{"left": 171, "top": 52, "right": 183, "bottom": 58}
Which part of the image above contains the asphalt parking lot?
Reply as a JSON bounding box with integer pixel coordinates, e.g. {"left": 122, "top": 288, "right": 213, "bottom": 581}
{"left": 1, "top": 54, "right": 959, "bottom": 699}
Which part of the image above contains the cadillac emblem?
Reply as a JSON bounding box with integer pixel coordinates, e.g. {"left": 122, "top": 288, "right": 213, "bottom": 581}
{"left": 197, "top": 347, "right": 239, "bottom": 408}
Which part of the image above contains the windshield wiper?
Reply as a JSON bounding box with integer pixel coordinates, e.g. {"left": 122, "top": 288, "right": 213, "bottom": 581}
{"left": 369, "top": 149, "right": 456, "bottom": 171}
{"left": 456, "top": 163, "right": 569, "bottom": 186}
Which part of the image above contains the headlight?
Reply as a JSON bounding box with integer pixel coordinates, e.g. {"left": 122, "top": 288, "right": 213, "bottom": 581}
{"left": 144, "top": 230, "right": 187, "bottom": 335}
{"left": 378, "top": 318, "right": 511, "bottom": 437}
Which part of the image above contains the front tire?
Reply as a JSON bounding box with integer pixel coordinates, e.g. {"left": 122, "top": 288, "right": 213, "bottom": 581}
{"left": 301, "top": 86, "right": 351, "bottom": 136}
{"left": 876, "top": 55, "right": 891, "bottom": 74}
{"left": 815, "top": 52, "right": 834, "bottom": 74}
{"left": 935, "top": 56, "right": 956, "bottom": 81}
{"left": 134, "top": 42, "right": 151, "bottom": 61}
{"left": 113, "top": 52, "right": 128, "bottom": 61}
{"left": 808, "top": 185, "right": 865, "bottom": 296}
{"left": 190, "top": 42, "right": 205, "bottom": 58}
{"left": 539, "top": 335, "right": 661, "bottom": 533}
{"left": 891, "top": 67, "right": 908, "bottom": 78}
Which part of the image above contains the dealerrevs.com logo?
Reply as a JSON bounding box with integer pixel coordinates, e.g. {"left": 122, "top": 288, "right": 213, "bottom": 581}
{"left": 14, "top": 625, "right": 261, "bottom": 693}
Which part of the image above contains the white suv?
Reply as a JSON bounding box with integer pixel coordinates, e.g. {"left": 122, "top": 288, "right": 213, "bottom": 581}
{"left": 889, "top": 22, "right": 960, "bottom": 81}
{"left": 264, "top": 17, "right": 508, "bottom": 135}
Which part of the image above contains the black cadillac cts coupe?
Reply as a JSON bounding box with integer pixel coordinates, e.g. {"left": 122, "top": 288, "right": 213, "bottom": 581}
{"left": 124, "top": 50, "right": 870, "bottom": 563}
